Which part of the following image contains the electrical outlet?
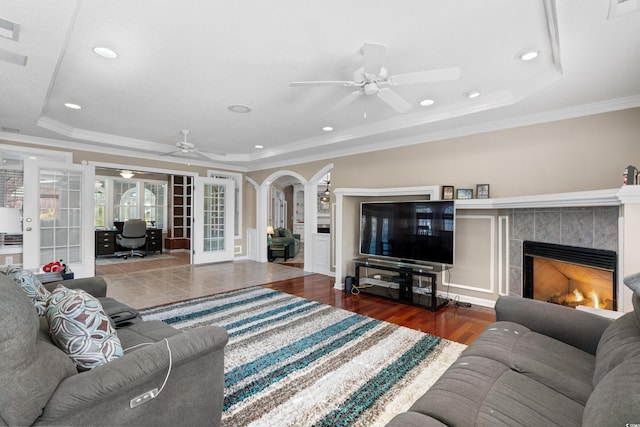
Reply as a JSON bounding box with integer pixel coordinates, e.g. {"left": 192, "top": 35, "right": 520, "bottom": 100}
{"left": 129, "top": 388, "right": 158, "bottom": 408}
{"left": 5, "top": 256, "right": 13, "bottom": 266}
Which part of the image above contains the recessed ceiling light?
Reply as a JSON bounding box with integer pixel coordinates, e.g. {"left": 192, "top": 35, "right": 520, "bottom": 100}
{"left": 420, "top": 99, "right": 435, "bottom": 106}
{"left": 255, "top": 145, "right": 264, "bottom": 149}
{"left": 518, "top": 49, "right": 539, "bottom": 61}
{"left": 465, "top": 90, "right": 480, "bottom": 99}
{"left": 93, "top": 47, "right": 118, "bottom": 59}
{"left": 322, "top": 126, "right": 333, "bottom": 132}
{"left": 228, "top": 104, "right": 252, "bottom": 113}
{"left": 64, "top": 103, "right": 82, "bottom": 109}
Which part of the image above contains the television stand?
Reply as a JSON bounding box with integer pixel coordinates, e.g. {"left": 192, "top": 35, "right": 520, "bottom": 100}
{"left": 353, "top": 258, "right": 450, "bottom": 312}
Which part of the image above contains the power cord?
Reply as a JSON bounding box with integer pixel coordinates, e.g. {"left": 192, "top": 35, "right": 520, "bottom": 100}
{"left": 157, "top": 339, "right": 172, "bottom": 395}
{"left": 350, "top": 283, "right": 373, "bottom": 295}
{"left": 125, "top": 339, "right": 173, "bottom": 408}
{"left": 441, "top": 269, "right": 471, "bottom": 308}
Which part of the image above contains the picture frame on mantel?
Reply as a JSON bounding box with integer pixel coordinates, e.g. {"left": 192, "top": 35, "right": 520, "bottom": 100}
{"left": 457, "top": 188, "right": 473, "bottom": 199}
{"left": 476, "top": 184, "right": 490, "bottom": 199}
{"left": 442, "top": 185, "right": 454, "bottom": 200}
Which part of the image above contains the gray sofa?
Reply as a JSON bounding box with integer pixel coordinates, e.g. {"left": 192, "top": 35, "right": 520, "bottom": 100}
{"left": 270, "top": 227, "right": 300, "bottom": 259}
{"left": 1, "top": 271, "right": 229, "bottom": 426}
{"left": 386, "top": 278, "right": 640, "bottom": 427}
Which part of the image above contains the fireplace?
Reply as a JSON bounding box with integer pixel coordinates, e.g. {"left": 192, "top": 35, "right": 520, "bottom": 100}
{"left": 523, "top": 241, "right": 617, "bottom": 311}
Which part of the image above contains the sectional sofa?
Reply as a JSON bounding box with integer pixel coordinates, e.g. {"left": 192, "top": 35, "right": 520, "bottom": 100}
{"left": 386, "top": 277, "right": 640, "bottom": 426}
{"left": 1, "top": 269, "right": 228, "bottom": 426}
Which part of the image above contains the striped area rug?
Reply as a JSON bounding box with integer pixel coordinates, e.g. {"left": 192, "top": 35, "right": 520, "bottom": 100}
{"left": 140, "top": 287, "right": 466, "bottom": 427}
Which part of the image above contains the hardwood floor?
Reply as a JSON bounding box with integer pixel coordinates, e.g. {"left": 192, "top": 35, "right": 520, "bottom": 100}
{"left": 97, "top": 254, "right": 496, "bottom": 346}
{"left": 264, "top": 273, "right": 496, "bottom": 346}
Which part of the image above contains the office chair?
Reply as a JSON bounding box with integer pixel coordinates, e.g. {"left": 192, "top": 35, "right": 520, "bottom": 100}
{"left": 115, "top": 219, "right": 147, "bottom": 259}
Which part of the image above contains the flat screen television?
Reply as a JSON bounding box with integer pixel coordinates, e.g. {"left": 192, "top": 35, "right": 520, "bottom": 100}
{"left": 359, "top": 200, "right": 455, "bottom": 265}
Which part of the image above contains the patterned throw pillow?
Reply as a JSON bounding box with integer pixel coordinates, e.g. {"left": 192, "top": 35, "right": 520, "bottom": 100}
{"left": 5, "top": 264, "right": 22, "bottom": 275}
{"left": 45, "top": 285, "right": 123, "bottom": 370}
{"left": 10, "top": 268, "right": 51, "bottom": 316}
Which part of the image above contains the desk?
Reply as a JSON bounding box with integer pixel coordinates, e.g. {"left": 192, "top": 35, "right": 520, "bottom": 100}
{"left": 95, "top": 228, "right": 163, "bottom": 257}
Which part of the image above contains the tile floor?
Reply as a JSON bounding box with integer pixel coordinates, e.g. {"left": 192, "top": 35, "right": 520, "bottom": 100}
{"left": 97, "top": 251, "right": 311, "bottom": 309}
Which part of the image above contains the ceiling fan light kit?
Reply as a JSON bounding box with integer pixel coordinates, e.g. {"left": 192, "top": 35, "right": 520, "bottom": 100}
{"left": 290, "top": 42, "right": 462, "bottom": 114}
{"left": 160, "top": 130, "right": 226, "bottom": 160}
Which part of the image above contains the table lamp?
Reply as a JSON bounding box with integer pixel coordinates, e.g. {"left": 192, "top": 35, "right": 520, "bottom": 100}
{"left": 266, "top": 225, "right": 274, "bottom": 245}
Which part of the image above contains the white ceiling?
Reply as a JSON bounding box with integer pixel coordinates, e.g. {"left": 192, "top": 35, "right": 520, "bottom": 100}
{"left": 1, "top": 0, "right": 639, "bottom": 172}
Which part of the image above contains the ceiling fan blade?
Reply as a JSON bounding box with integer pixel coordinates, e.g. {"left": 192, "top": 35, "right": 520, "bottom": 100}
{"left": 198, "top": 149, "right": 227, "bottom": 157}
{"left": 191, "top": 150, "right": 216, "bottom": 160}
{"left": 333, "top": 90, "right": 362, "bottom": 110}
{"left": 290, "top": 81, "right": 357, "bottom": 87}
{"left": 388, "top": 67, "right": 462, "bottom": 85}
{"left": 160, "top": 149, "right": 180, "bottom": 157}
{"left": 362, "top": 43, "right": 387, "bottom": 76}
{"left": 376, "top": 88, "right": 413, "bottom": 113}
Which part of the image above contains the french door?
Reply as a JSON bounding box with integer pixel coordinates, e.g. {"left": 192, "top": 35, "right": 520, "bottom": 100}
{"left": 192, "top": 177, "right": 235, "bottom": 264}
{"left": 23, "top": 159, "right": 95, "bottom": 278}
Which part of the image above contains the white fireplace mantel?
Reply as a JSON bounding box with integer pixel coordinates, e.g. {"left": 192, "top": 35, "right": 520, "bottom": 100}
{"left": 333, "top": 185, "right": 640, "bottom": 312}
{"left": 455, "top": 186, "right": 640, "bottom": 210}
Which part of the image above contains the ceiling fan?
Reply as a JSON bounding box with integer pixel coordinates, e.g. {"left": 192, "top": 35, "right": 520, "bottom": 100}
{"left": 290, "top": 43, "right": 461, "bottom": 113}
{"left": 161, "top": 130, "right": 221, "bottom": 160}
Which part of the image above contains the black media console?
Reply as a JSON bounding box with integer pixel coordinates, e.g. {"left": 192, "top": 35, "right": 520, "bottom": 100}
{"left": 353, "top": 258, "right": 450, "bottom": 312}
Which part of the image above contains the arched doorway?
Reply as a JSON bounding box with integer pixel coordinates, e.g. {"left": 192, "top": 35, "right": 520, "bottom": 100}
{"left": 252, "top": 163, "right": 333, "bottom": 272}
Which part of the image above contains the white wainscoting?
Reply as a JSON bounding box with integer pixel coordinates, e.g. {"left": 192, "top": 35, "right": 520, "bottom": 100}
{"left": 444, "top": 214, "right": 496, "bottom": 295}
{"left": 311, "top": 233, "right": 331, "bottom": 275}
{"left": 247, "top": 228, "right": 257, "bottom": 261}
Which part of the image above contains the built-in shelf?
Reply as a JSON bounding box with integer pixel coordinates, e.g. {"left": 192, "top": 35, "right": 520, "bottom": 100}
{"left": 455, "top": 187, "right": 640, "bottom": 209}
{"left": 166, "top": 175, "right": 192, "bottom": 250}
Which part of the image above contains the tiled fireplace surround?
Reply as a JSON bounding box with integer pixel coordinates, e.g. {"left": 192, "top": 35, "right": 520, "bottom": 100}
{"left": 450, "top": 185, "right": 640, "bottom": 313}
{"left": 508, "top": 206, "right": 619, "bottom": 298}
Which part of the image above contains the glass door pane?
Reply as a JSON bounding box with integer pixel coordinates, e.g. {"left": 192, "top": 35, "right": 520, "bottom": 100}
{"left": 39, "top": 168, "right": 83, "bottom": 264}
{"left": 193, "top": 177, "right": 234, "bottom": 264}
{"left": 23, "top": 160, "right": 95, "bottom": 278}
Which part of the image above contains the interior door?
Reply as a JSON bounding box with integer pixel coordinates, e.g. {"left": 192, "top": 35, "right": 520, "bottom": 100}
{"left": 193, "top": 177, "right": 235, "bottom": 264}
{"left": 23, "top": 159, "right": 95, "bottom": 278}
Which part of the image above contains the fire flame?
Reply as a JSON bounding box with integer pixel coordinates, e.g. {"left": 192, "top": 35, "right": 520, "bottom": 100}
{"left": 570, "top": 289, "right": 601, "bottom": 308}
{"left": 573, "top": 289, "right": 584, "bottom": 302}
{"left": 589, "top": 291, "right": 599, "bottom": 309}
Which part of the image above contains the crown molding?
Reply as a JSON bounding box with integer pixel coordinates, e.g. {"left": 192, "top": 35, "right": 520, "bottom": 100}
{"left": 8, "top": 95, "right": 640, "bottom": 173}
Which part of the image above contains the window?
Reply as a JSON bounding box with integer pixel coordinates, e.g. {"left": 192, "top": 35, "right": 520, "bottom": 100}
{"left": 144, "top": 182, "right": 165, "bottom": 229}
{"left": 0, "top": 159, "right": 23, "bottom": 247}
{"left": 208, "top": 170, "right": 242, "bottom": 238}
{"left": 95, "top": 176, "right": 167, "bottom": 231}
{"left": 94, "top": 179, "right": 106, "bottom": 227}
{"left": 113, "top": 180, "right": 138, "bottom": 221}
